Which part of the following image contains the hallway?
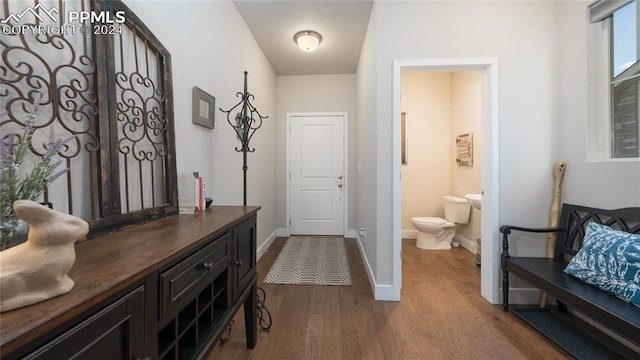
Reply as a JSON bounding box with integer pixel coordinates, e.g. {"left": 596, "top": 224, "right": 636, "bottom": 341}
{"left": 208, "top": 238, "right": 569, "bottom": 359}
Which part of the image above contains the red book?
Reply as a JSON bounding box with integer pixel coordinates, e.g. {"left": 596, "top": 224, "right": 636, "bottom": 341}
{"left": 198, "top": 176, "right": 203, "bottom": 211}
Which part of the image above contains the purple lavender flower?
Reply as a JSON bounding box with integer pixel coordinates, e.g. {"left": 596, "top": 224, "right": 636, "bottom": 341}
{"left": 31, "top": 93, "right": 42, "bottom": 112}
{"left": 48, "top": 166, "right": 70, "bottom": 184}
{"left": 1, "top": 92, "right": 75, "bottom": 249}
{"left": 46, "top": 126, "right": 76, "bottom": 157}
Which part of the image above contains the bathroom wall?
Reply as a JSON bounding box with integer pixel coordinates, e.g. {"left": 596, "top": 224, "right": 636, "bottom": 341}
{"left": 400, "top": 71, "right": 482, "bottom": 250}
{"left": 450, "top": 71, "right": 482, "bottom": 248}
{"left": 400, "top": 72, "right": 451, "bottom": 232}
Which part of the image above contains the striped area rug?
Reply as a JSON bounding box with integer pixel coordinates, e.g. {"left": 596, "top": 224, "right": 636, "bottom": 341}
{"left": 263, "top": 237, "right": 352, "bottom": 286}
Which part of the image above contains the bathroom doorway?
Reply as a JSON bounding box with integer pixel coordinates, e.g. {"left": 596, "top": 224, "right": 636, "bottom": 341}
{"left": 392, "top": 58, "right": 500, "bottom": 304}
{"left": 399, "top": 71, "right": 482, "bottom": 251}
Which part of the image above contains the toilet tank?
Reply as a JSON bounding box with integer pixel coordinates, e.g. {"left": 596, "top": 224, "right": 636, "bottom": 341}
{"left": 443, "top": 196, "right": 471, "bottom": 224}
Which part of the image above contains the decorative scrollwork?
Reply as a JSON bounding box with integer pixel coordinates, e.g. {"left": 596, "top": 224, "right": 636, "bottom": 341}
{"left": 219, "top": 71, "right": 268, "bottom": 206}
{"left": 115, "top": 71, "right": 167, "bottom": 163}
{"left": 0, "top": 23, "right": 99, "bottom": 161}
{"left": 257, "top": 286, "right": 272, "bottom": 332}
{"left": 219, "top": 71, "right": 267, "bottom": 154}
{"left": 219, "top": 319, "right": 234, "bottom": 345}
{"left": 1, "top": 2, "right": 99, "bottom": 216}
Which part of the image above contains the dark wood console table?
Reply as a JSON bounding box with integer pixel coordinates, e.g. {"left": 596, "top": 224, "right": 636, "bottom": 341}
{"left": 0, "top": 206, "right": 260, "bottom": 360}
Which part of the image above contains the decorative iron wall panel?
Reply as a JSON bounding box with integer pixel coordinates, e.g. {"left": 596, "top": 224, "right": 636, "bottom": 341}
{"left": 114, "top": 21, "right": 168, "bottom": 213}
{"left": 1, "top": 0, "right": 98, "bottom": 220}
{"left": 0, "top": 0, "right": 177, "bottom": 233}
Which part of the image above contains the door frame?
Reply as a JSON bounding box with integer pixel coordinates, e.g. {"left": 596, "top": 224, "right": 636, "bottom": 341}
{"left": 286, "top": 112, "right": 349, "bottom": 237}
{"left": 392, "top": 58, "right": 500, "bottom": 303}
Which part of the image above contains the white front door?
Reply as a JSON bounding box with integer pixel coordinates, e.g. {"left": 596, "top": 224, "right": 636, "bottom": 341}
{"left": 289, "top": 114, "right": 346, "bottom": 235}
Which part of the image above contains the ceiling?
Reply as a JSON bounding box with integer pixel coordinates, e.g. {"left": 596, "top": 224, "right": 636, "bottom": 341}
{"left": 233, "top": 0, "right": 374, "bottom": 76}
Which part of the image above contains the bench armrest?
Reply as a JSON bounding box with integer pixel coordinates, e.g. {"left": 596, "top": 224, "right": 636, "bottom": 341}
{"left": 500, "top": 225, "right": 564, "bottom": 258}
{"left": 499, "top": 225, "right": 562, "bottom": 235}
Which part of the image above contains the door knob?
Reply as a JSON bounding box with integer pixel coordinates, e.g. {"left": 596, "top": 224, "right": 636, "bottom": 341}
{"left": 335, "top": 175, "right": 343, "bottom": 180}
{"left": 338, "top": 183, "right": 343, "bottom": 188}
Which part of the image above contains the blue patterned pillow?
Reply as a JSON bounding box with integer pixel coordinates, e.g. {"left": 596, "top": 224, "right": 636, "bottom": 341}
{"left": 564, "top": 222, "right": 640, "bottom": 307}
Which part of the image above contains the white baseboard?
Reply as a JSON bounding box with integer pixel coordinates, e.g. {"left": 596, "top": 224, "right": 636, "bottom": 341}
{"left": 354, "top": 232, "right": 398, "bottom": 301}
{"left": 455, "top": 234, "right": 477, "bottom": 254}
{"left": 257, "top": 229, "right": 280, "bottom": 261}
{"left": 274, "top": 228, "right": 355, "bottom": 238}
{"left": 354, "top": 232, "right": 376, "bottom": 296}
{"left": 374, "top": 284, "right": 397, "bottom": 301}
{"left": 402, "top": 230, "right": 478, "bottom": 254}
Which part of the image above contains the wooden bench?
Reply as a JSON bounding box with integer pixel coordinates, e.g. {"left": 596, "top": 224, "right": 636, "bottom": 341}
{"left": 500, "top": 203, "right": 640, "bottom": 357}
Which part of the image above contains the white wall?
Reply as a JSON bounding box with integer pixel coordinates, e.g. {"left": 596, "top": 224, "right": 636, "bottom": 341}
{"left": 557, "top": 2, "right": 640, "bottom": 209}
{"left": 275, "top": 75, "right": 358, "bottom": 232}
{"left": 124, "top": 0, "right": 278, "bottom": 250}
{"left": 356, "top": 4, "right": 380, "bottom": 296}
{"left": 358, "top": 0, "right": 639, "bottom": 301}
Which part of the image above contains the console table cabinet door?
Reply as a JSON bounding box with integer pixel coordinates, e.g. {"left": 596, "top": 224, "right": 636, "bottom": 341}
{"left": 23, "top": 286, "right": 147, "bottom": 360}
{"left": 232, "top": 217, "right": 257, "bottom": 302}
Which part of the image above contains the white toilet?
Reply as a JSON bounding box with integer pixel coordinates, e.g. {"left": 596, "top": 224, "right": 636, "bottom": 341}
{"left": 411, "top": 196, "right": 471, "bottom": 250}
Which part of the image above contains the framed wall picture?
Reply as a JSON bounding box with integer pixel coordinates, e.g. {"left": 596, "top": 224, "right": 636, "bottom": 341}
{"left": 456, "top": 132, "right": 473, "bottom": 166}
{"left": 192, "top": 86, "right": 215, "bottom": 128}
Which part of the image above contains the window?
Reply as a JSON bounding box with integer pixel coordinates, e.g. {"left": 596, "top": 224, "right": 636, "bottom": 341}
{"left": 610, "top": 1, "right": 639, "bottom": 158}
{"left": 590, "top": 0, "right": 639, "bottom": 159}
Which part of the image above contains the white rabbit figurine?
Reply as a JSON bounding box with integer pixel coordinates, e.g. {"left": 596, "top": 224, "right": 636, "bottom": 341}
{"left": 0, "top": 200, "right": 89, "bottom": 312}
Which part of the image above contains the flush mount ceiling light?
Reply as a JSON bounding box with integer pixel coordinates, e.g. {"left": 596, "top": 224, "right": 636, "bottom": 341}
{"left": 294, "top": 30, "right": 322, "bottom": 52}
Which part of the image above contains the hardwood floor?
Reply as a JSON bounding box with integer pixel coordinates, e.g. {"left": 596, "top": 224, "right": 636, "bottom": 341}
{"left": 207, "top": 238, "right": 571, "bottom": 359}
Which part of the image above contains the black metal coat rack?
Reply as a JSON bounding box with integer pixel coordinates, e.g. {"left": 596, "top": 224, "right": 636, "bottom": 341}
{"left": 219, "top": 71, "right": 267, "bottom": 206}
{"left": 219, "top": 71, "right": 272, "bottom": 333}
